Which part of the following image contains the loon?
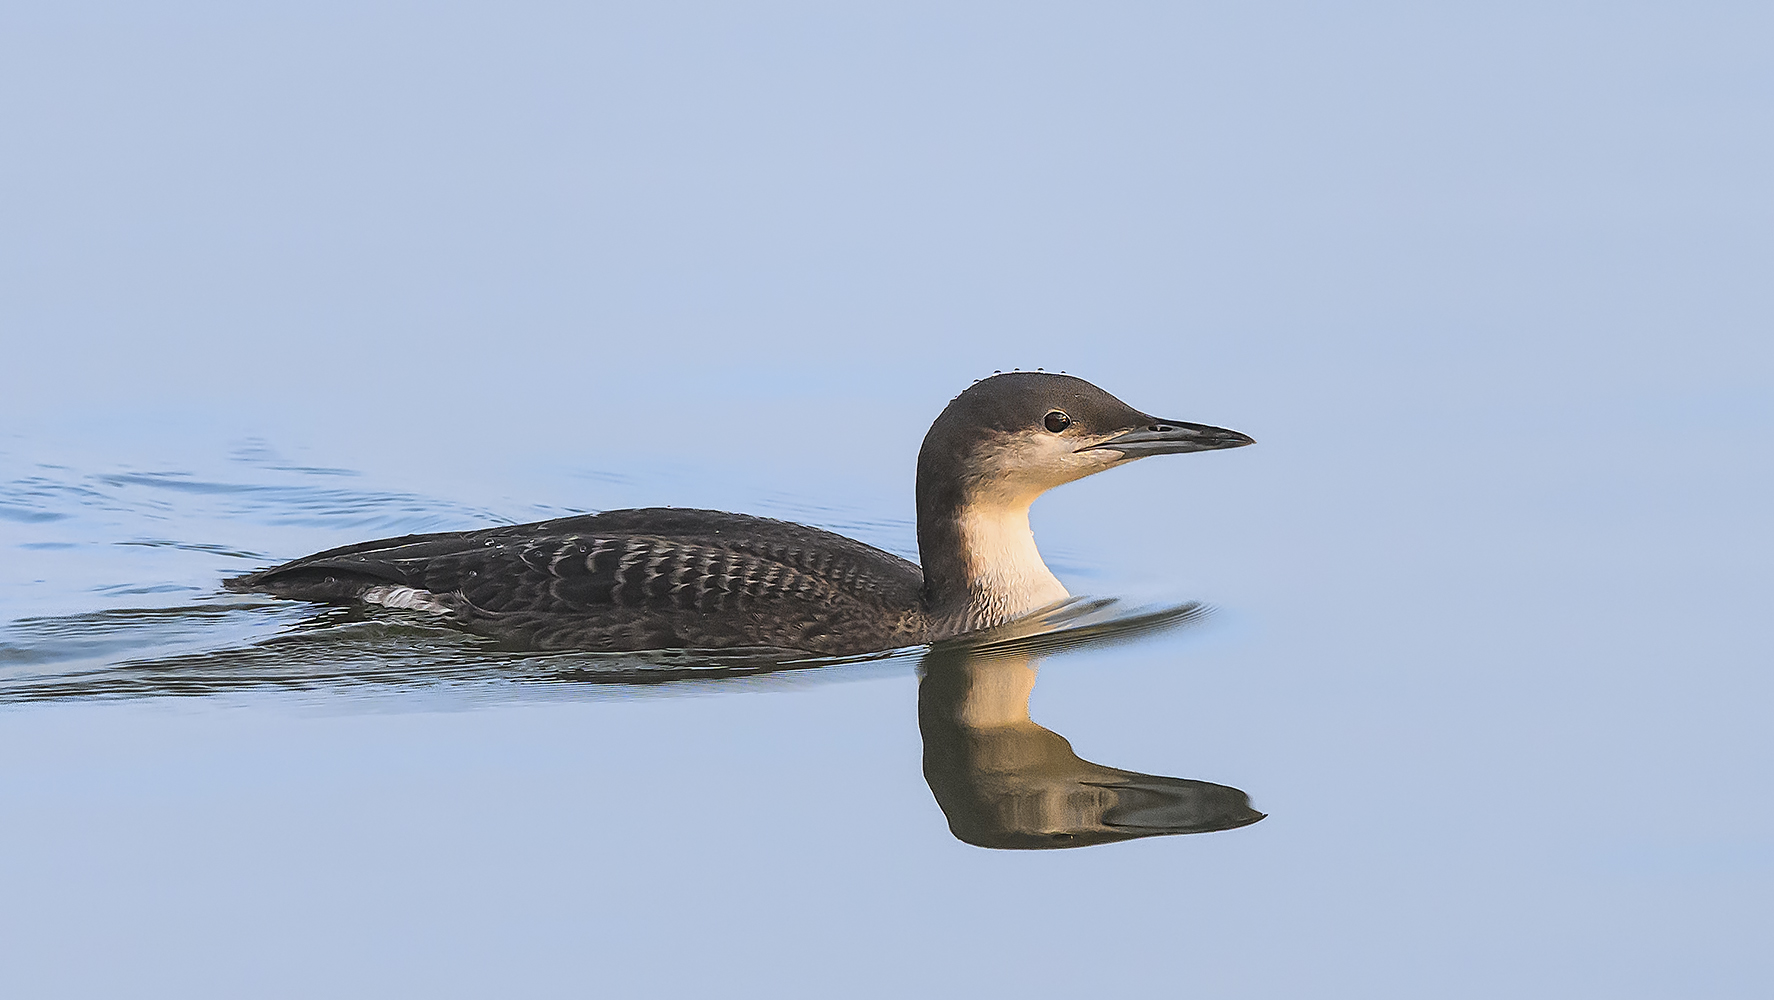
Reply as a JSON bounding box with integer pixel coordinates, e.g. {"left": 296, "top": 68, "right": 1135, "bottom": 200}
{"left": 226, "top": 373, "right": 1253, "bottom": 654}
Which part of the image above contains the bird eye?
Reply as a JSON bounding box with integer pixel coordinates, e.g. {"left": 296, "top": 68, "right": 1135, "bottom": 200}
{"left": 1043, "top": 410, "right": 1071, "bottom": 433}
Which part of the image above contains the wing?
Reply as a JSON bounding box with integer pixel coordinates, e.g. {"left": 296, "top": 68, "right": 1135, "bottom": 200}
{"left": 228, "top": 508, "right": 926, "bottom": 652}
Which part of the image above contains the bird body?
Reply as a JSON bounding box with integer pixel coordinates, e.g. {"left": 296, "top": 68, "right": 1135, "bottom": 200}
{"left": 228, "top": 373, "right": 1253, "bottom": 655}
{"left": 229, "top": 508, "right": 928, "bottom": 653}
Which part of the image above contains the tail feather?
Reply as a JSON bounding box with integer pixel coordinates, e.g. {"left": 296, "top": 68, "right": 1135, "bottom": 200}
{"left": 224, "top": 559, "right": 408, "bottom": 603}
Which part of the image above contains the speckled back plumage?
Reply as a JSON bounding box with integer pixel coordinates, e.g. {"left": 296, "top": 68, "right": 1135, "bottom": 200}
{"left": 227, "top": 508, "right": 928, "bottom": 654}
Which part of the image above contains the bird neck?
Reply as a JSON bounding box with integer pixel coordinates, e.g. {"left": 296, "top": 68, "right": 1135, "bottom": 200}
{"left": 916, "top": 478, "right": 1069, "bottom": 630}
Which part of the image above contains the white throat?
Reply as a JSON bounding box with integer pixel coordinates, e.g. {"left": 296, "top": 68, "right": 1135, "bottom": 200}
{"left": 955, "top": 499, "right": 1069, "bottom": 624}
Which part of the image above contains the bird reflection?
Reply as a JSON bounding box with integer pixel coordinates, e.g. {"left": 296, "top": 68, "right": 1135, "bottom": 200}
{"left": 919, "top": 641, "right": 1263, "bottom": 850}
{"left": 4, "top": 594, "right": 1265, "bottom": 850}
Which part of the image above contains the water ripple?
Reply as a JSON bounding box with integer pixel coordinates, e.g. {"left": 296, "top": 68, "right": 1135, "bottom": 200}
{"left": 0, "top": 597, "right": 1206, "bottom": 705}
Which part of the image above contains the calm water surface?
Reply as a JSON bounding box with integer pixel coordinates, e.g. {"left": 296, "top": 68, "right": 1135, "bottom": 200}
{"left": 2, "top": 390, "right": 1767, "bottom": 997}
{"left": 3, "top": 4, "right": 1771, "bottom": 997}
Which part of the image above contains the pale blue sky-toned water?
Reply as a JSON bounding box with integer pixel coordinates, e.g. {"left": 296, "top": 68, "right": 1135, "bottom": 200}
{"left": 2, "top": 4, "right": 1770, "bottom": 997}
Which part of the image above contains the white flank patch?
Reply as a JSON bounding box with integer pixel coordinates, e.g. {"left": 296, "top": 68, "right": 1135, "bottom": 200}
{"left": 360, "top": 584, "right": 453, "bottom": 614}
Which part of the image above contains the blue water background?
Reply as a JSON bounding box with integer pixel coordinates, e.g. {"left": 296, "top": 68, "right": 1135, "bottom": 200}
{"left": 2, "top": 4, "right": 1770, "bottom": 997}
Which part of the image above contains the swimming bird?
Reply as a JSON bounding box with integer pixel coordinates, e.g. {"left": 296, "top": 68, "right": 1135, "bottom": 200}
{"left": 226, "top": 373, "right": 1253, "bottom": 654}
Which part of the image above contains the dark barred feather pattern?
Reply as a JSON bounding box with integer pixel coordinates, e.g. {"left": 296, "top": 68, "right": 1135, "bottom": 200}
{"left": 227, "top": 509, "right": 928, "bottom": 654}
